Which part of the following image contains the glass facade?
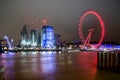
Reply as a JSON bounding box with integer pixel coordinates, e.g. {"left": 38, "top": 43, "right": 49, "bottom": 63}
{"left": 41, "top": 25, "right": 55, "bottom": 49}
{"left": 20, "top": 25, "right": 28, "bottom": 47}
{"left": 30, "top": 29, "right": 37, "bottom": 47}
{"left": 20, "top": 24, "right": 57, "bottom": 49}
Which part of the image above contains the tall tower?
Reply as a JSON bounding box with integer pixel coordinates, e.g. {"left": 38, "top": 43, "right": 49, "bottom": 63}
{"left": 20, "top": 25, "right": 28, "bottom": 47}
{"left": 41, "top": 20, "right": 55, "bottom": 49}
{"left": 30, "top": 29, "right": 37, "bottom": 47}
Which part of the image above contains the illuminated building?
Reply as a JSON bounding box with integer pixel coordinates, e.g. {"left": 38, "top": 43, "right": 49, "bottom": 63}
{"left": 4, "top": 36, "right": 14, "bottom": 49}
{"left": 30, "top": 29, "right": 37, "bottom": 47}
{"left": 20, "top": 25, "right": 28, "bottom": 47}
{"left": 41, "top": 25, "right": 55, "bottom": 49}
{"left": 20, "top": 20, "right": 58, "bottom": 49}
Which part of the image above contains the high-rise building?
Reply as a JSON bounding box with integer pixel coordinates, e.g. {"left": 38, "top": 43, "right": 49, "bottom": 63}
{"left": 41, "top": 25, "right": 55, "bottom": 49}
{"left": 30, "top": 29, "right": 37, "bottom": 47}
{"left": 20, "top": 22, "right": 59, "bottom": 49}
{"left": 20, "top": 25, "right": 28, "bottom": 47}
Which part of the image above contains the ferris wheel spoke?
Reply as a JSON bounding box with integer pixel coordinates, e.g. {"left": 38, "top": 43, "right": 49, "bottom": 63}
{"left": 78, "top": 10, "right": 105, "bottom": 48}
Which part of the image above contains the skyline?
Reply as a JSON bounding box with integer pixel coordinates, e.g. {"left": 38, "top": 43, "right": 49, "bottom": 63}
{"left": 0, "top": 0, "right": 120, "bottom": 44}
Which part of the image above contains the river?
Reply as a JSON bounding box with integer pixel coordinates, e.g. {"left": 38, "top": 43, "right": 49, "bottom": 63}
{"left": 0, "top": 51, "right": 120, "bottom": 80}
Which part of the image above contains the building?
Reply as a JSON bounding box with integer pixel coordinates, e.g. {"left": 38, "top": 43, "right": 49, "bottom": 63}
{"left": 41, "top": 25, "right": 55, "bottom": 49}
{"left": 20, "top": 25, "right": 29, "bottom": 47}
{"left": 4, "top": 36, "right": 14, "bottom": 49}
{"left": 20, "top": 25, "right": 38, "bottom": 47}
{"left": 20, "top": 22, "right": 60, "bottom": 49}
{"left": 55, "top": 34, "right": 61, "bottom": 48}
{"left": 30, "top": 29, "right": 37, "bottom": 47}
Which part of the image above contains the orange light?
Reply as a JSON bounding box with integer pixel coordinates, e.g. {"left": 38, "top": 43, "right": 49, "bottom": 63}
{"left": 42, "top": 19, "right": 47, "bottom": 25}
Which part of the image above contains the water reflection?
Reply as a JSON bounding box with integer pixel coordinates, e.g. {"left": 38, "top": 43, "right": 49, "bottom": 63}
{"left": 0, "top": 52, "right": 16, "bottom": 80}
{"left": 1, "top": 52, "right": 15, "bottom": 58}
{"left": 0, "top": 51, "right": 120, "bottom": 80}
{"left": 40, "top": 57, "right": 56, "bottom": 73}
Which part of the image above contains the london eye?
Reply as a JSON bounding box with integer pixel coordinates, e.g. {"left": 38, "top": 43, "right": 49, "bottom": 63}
{"left": 78, "top": 10, "right": 105, "bottom": 48}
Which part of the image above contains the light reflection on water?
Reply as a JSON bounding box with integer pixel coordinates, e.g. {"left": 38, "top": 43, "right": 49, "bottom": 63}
{"left": 0, "top": 51, "right": 120, "bottom": 80}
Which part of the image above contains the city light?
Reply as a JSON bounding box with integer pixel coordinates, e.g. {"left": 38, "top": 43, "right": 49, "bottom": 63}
{"left": 4, "top": 35, "right": 13, "bottom": 49}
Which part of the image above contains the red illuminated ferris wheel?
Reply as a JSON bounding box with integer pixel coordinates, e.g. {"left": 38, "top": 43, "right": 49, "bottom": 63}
{"left": 78, "top": 10, "right": 105, "bottom": 48}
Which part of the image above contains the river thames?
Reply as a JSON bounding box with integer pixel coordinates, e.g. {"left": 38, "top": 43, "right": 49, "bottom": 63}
{"left": 0, "top": 51, "right": 120, "bottom": 80}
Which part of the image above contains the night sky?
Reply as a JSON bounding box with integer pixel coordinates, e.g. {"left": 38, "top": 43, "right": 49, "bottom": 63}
{"left": 0, "top": 0, "right": 120, "bottom": 45}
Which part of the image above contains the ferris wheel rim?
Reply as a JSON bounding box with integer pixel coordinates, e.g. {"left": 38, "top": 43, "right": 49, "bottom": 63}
{"left": 78, "top": 10, "right": 105, "bottom": 48}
